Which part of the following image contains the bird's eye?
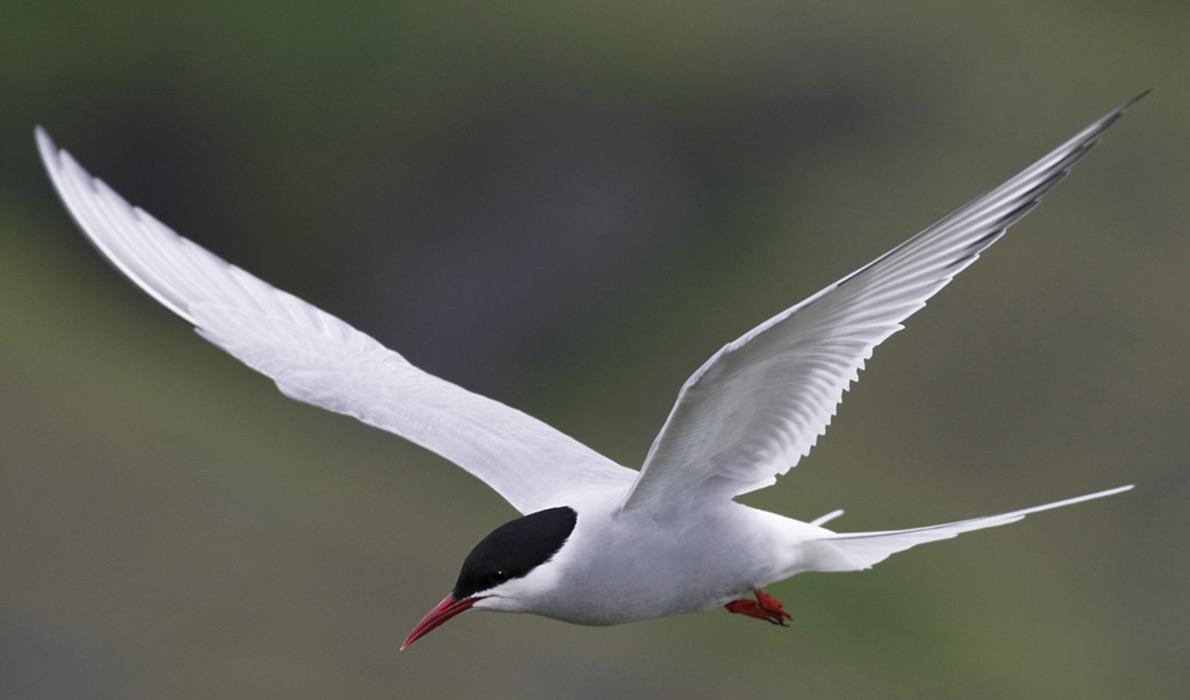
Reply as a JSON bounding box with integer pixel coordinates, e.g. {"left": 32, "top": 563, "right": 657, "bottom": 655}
{"left": 492, "top": 570, "right": 508, "bottom": 583}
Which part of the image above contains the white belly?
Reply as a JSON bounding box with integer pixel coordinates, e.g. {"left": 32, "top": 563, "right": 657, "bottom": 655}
{"left": 524, "top": 500, "right": 825, "bottom": 625}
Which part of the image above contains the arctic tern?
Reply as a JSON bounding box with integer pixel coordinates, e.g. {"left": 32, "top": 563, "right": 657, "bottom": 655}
{"left": 35, "top": 92, "right": 1143, "bottom": 650}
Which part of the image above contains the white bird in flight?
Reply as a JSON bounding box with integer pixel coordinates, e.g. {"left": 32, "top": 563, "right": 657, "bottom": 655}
{"left": 36, "top": 92, "right": 1143, "bottom": 651}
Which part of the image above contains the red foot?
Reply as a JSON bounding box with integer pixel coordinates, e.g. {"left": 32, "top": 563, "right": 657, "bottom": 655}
{"left": 724, "top": 588, "right": 793, "bottom": 626}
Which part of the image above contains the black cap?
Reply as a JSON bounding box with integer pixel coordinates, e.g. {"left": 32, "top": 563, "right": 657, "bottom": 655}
{"left": 453, "top": 506, "right": 577, "bottom": 599}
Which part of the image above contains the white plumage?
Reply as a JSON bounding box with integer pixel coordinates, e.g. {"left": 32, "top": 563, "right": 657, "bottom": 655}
{"left": 37, "top": 93, "right": 1141, "bottom": 642}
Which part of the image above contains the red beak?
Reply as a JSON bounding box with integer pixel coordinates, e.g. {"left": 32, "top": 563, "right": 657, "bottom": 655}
{"left": 400, "top": 594, "right": 482, "bottom": 650}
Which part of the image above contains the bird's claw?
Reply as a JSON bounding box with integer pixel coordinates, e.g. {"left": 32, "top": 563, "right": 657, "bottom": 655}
{"left": 725, "top": 588, "right": 793, "bottom": 626}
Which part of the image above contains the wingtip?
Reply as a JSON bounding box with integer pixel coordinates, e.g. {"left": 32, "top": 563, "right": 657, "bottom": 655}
{"left": 1079, "top": 91, "right": 1150, "bottom": 140}
{"left": 1119, "top": 89, "right": 1152, "bottom": 112}
{"left": 34, "top": 125, "right": 59, "bottom": 166}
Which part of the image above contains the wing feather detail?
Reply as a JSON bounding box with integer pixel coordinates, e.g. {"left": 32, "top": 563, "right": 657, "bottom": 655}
{"left": 37, "top": 129, "right": 635, "bottom": 514}
{"left": 620, "top": 93, "right": 1146, "bottom": 517}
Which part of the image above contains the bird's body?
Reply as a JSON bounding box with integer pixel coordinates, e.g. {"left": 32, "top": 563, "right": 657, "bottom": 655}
{"left": 488, "top": 496, "right": 820, "bottom": 625}
{"left": 35, "top": 92, "right": 1145, "bottom": 648}
{"left": 468, "top": 481, "right": 1130, "bottom": 626}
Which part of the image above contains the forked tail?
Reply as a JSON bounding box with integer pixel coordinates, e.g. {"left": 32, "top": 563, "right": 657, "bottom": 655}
{"left": 799, "top": 485, "right": 1132, "bottom": 573}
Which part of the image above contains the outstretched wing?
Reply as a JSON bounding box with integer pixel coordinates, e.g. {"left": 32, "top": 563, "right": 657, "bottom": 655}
{"left": 37, "top": 129, "right": 635, "bottom": 515}
{"left": 621, "top": 93, "right": 1146, "bottom": 518}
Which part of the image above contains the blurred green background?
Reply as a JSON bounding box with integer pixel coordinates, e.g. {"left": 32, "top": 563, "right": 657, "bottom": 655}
{"left": 2, "top": 2, "right": 1187, "bottom": 698}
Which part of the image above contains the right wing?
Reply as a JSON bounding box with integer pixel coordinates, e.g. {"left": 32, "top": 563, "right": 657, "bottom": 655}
{"left": 799, "top": 485, "right": 1133, "bottom": 572}
{"left": 37, "top": 128, "right": 636, "bottom": 515}
{"left": 619, "top": 93, "right": 1145, "bottom": 519}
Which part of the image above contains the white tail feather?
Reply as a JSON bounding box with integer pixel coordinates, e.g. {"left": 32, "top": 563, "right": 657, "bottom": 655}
{"left": 810, "top": 509, "right": 846, "bottom": 526}
{"left": 800, "top": 485, "right": 1132, "bottom": 572}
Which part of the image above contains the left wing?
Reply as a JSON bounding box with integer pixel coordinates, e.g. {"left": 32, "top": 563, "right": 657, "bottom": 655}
{"left": 37, "top": 128, "right": 636, "bottom": 515}
{"left": 620, "top": 93, "right": 1146, "bottom": 518}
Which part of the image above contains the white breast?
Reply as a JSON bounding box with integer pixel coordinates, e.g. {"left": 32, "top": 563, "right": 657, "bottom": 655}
{"left": 514, "top": 497, "right": 828, "bottom": 625}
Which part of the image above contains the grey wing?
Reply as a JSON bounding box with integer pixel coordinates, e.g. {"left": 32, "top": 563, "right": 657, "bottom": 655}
{"left": 37, "top": 129, "right": 636, "bottom": 515}
{"left": 620, "top": 93, "right": 1146, "bottom": 518}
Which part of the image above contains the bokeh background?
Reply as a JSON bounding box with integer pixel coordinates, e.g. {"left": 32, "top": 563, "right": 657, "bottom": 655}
{"left": 2, "top": 2, "right": 1188, "bottom": 698}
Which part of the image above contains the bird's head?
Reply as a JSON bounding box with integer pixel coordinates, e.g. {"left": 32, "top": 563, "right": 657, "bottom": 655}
{"left": 400, "top": 506, "right": 577, "bottom": 649}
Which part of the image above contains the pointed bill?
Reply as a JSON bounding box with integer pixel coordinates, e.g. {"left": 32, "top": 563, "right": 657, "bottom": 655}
{"left": 400, "top": 594, "right": 482, "bottom": 650}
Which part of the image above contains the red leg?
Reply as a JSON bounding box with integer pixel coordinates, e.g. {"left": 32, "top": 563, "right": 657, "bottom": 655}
{"left": 724, "top": 588, "right": 793, "bottom": 626}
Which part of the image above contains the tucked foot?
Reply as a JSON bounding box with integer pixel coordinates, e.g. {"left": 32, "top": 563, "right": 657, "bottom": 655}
{"left": 724, "top": 588, "right": 793, "bottom": 626}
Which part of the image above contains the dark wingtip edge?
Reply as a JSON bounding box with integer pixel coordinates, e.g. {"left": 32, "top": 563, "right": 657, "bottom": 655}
{"left": 1077, "top": 90, "right": 1150, "bottom": 143}
{"left": 1123, "top": 88, "right": 1151, "bottom": 109}
{"left": 1117, "top": 89, "right": 1153, "bottom": 114}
